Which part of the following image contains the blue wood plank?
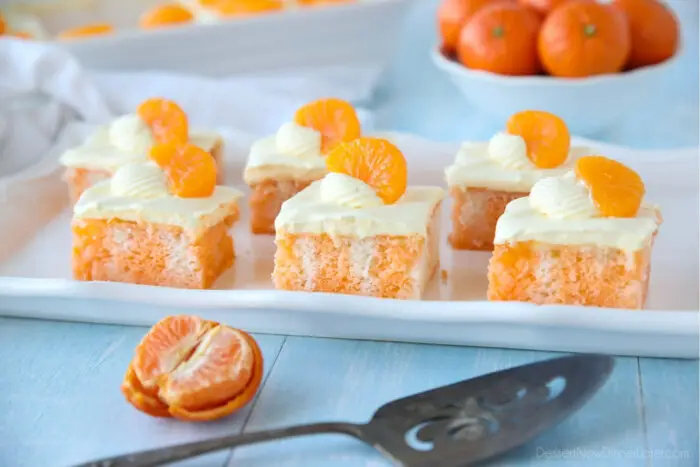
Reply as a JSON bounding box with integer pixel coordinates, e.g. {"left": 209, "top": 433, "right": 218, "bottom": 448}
{"left": 0, "top": 317, "right": 285, "bottom": 467}
{"left": 227, "top": 337, "right": 645, "bottom": 467}
{"left": 639, "top": 358, "right": 699, "bottom": 467}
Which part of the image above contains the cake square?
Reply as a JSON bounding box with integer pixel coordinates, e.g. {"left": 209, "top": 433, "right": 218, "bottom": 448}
{"left": 71, "top": 160, "right": 242, "bottom": 290}
{"left": 243, "top": 98, "right": 361, "bottom": 234}
{"left": 272, "top": 173, "right": 445, "bottom": 300}
{"left": 444, "top": 114, "right": 591, "bottom": 250}
{"left": 60, "top": 105, "right": 224, "bottom": 204}
{"left": 487, "top": 159, "right": 661, "bottom": 309}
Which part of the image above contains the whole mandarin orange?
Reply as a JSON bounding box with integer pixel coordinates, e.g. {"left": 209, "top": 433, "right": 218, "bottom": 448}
{"left": 457, "top": 2, "right": 542, "bottom": 76}
{"left": 538, "top": 0, "right": 630, "bottom": 78}
{"left": 517, "top": 0, "right": 569, "bottom": 16}
{"left": 612, "top": 0, "right": 679, "bottom": 69}
{"left": 437, "top": 0, "right": 512, "bottom": 56}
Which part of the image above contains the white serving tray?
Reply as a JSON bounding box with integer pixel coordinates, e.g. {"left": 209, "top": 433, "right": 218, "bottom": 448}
{"left": 6, "top": 0, "right": 412, "bottom": 77}
{"left": 0, "top": 125, "right": 698, "bottom": 358}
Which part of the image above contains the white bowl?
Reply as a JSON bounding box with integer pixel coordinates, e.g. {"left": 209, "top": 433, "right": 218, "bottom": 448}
{"left": 431, "top": 47, "right": 680, "bottom": 136}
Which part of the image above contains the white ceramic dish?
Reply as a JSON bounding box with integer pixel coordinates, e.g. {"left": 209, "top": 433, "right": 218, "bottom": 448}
{"left": 431, "top": 47, "right": 681, "bottom": 137}
{"left": 0, "top": 124, "right": 698, "bottom": 358}
{"left": 8, "top": 0, "right": 412, "bottom": 77}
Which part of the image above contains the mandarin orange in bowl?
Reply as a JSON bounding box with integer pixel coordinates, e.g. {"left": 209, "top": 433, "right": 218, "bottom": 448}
{"left": 433, "top": 0, "right": 682, "bottom": 136}
{"left": 122, "top": 315, "right": 263, "bottom": 421}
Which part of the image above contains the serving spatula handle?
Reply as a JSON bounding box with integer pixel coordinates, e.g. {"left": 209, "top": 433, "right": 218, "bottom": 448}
{"left": 74, "top": 422, "right": 366, "bottom": 467}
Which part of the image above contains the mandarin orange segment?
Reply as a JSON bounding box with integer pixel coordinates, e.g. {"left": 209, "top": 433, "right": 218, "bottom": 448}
{"left": 140, "top": 4, "right": 194, "bottom": 29}
{"left": 161, "top": 326, "right": 257, "bottom": 412}
{"left": 0, "top": 14, "right": 5, "bottom": 35}
{"left": 137, "top": 98, "right": 189, "bottom": 145}
{"left": 131, "top": 315, "right": 212, "bottom": 391}
{"left": 57, "top": 23, "right": 114, "bottom": 39}
{"left": 326, "top": 137, "right": 407, "bottom": 204}
{"left": 293, "top": 98, "right": 361, "bottom": 154}
{"left": 575, "top": 156, "right": 645, "bottom": 218}
{"left": 150, "top": 143, "right": 218, "bottom": 198}
{"left": 121, "top": 364, "right": 172, "bottom": 417}
{"left": 506, "top": 110, "right": 570, "bottom": 169}
{"left": 213, "top": 0, "right": 284, "bottom": 16}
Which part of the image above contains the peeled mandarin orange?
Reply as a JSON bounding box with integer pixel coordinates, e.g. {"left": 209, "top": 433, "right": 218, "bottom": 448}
{"left": 57, "top": 23, "right": 114, "bottom": 39}
{"left": 139, "top": 4, "right": 194, "bottom": 29}
{"left": 137, "top": 98, "right": 189, "bottom": 145}
{"left": 326, "top": 137, "right": 408, "bottom": 204}
{"left": 150, "top": 143, "right": 218, "bottom": 198}
{"left": 293, "top": 98, "right": 361, "bottom": 154}
{"left": 213, "top": 0, "right": 284, "bottom": 16}
{"left": 122, "top": 315, "right": 264, "bottom": 422}
{"left": 575, "top": 156, "right": 645, "bottom": 218}
{"left": 506, "top": 110, "right": 570, "bottom": 169}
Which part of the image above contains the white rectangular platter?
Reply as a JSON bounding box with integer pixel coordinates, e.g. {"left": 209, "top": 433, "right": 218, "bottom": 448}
{"left": 3, "top": 0, "right": 411, "bottom": 77}
{"left": 0, "top": 124, "right": 698, "bottom": 358}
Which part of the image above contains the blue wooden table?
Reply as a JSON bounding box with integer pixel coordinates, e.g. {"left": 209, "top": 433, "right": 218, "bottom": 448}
{"left": 1, "top": 1, "right": 699, "bottom": 466}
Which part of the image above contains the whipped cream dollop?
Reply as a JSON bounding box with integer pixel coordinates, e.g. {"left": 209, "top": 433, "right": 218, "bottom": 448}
{"left": 319, "top": 173, "right": 384, "bottom": 209}
{"left": 529, "top": 171, "right": 599, "bottom": 220}
{"left": 276, "top": 122, "right": 322, "bottom": 159}
{"left": 488, "top": 132, "right": 534, "bottom": 170}
{"left": 110, "top": 162, "right": 169, "bottom": 199}
{"left": 108, "top": 114, "right": 155, "bottom": 154}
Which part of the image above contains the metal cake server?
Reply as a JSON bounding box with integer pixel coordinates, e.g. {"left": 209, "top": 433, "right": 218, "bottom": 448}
{"left": 75, "top": 354, "right": 614, "bottom": 467}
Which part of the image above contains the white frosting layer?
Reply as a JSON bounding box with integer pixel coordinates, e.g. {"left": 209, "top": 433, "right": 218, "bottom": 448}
{"left": 74, "top": 162, "right": 243, "bottom": 237}
{"left": 275, "top": 177, "right": 445, "bottom": 238}
{"left": 243, "top": 123, "right": 326, "bottom": 184}
{"left": 495, "top": 173, "right": 660, "bottom": 251}
{"left": 445, "top": 140, "right": 591, "bottom": 192}
{"left": 60, "top": 114, "right": 221, "bottom": 172}
{"left": 529, "top": 172, "right": 599, "bottom": 220}
{"left": 319, "top": 173, "right": 384, "bottom": 209}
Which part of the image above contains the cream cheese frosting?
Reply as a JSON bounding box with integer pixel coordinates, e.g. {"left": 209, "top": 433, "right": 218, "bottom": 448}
{"left": 445, "top": 134, "right": 592, "bottom": 192}
{"left": 494, "top": 171, "right": 660, "bottom": 251}
{"left": 74, "top": 162, "right": 243, "bottom": 237}
{"left": 243, "top": 122, "right": 327, "bottom": 185}
{"left": 275, "top": 175, "right": 445, "bottom": 238}
{"left": 60, "top": 114, "right": 221, "bottom": 172}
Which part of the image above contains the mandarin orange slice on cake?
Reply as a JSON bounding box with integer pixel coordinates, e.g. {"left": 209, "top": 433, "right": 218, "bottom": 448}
{"left": 151, "top": 143, "right": 218, "bottom": 198}
{"left": 137, "top": 98, "right": 189, "bottom": 145}
{"left": 293, "top": 98, "right": 361, "bottom": 154}
{"left": 57, "top": 23, "right": 114, "bottom": 39}
{"left": 139, "top": 4, "right": 195, "bottom": 29}
{"left": 122, "top": 315, "right": 263, "bottom": 421}
{"left": 326, "top": 137, "right": 408, "bottom": 204}
{"left": 575, "top": 155, "right": 645, "bottom": 218}
{"left": 213, "top": 0, "right": 284, "bottom": 16}
{"left": 506, "top": 110, "right": 571, "bottom": 169}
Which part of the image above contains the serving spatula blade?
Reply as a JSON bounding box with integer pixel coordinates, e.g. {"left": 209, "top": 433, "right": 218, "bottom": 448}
{"left": 74, "top": 354, "right": 614, "bottom": 467}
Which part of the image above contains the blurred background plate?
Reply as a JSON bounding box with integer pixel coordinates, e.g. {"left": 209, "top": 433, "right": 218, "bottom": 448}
{"left": 4, "top": 0, "right": 413, "bottom": 77}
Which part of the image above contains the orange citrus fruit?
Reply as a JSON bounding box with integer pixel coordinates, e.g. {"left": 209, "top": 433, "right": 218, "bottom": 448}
{"left": 150, "top": 143, "right": 218, "bottom": 198}
{"left": 437, "top": 0, "right": 510, "bottom": 57}
{"left": 213, "top": 0, "right": 284, "bottom": 16}
{"left": 122, "top": 315, "right": 263, "bottom": 422}
{"left": 538, "top": 0, "right": 631, "bottom": 78}
{"left": 575, "top": 156, "right": 645, "bottom": 218}
{"left": 137, "top": 98, "right": 189, "bottom": 145}
{"left": 517, "top": 0, "right": 569, "bottom": 16}
{"left": 0, "top": 14, "right": 6, "bottom": 35}
{"left": 612, "top": 0, "right": 679, "bottom": 69}
{"left": 293, "top": 98, "right": 361, "bottom": 154}
{"left": 506, "top": 110, "right": 570, "bottom": 169}
{"left": 326, "top": 137, "right": 407, "bottom": 204}
{"left": 57, "top": 23, "right": 114, "bottom": 39}
{"left": 139, "top": 4, "right": 194, "bottom": 29}
{"left": 457, "top": 2, "right": 542, "bottom": 75}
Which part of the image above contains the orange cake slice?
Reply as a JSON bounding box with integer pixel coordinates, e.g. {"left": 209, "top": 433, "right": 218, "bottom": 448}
{"left": 71, "top": 143, "right": 243, "bottom": 290}
{"left": 445, "top": 111, "right": 591, "bottom": 251}
{"left": 60, "top": 98, "right": 225, "bottom": 204}
{"left": 272, "top": 137, "right": 445, "bottom": 300}
{"left": 487, "top": 156, "right": 662, "bottom": 309}
{"left": 243, "top": 98, "right": 361, "bottom": 234}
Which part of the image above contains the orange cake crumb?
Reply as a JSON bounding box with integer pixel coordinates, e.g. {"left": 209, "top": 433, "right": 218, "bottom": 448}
{"left": 487, "top": 240, "right": 653, "bottom": 309}
{"left": 449, "top": 187, "right": 527, "bottom": 250}
{"left": 72, "top": 211, "right": 237, "bottom": 289}
{"left": 248, "top": 178, "right": 314, "bottom": 235}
